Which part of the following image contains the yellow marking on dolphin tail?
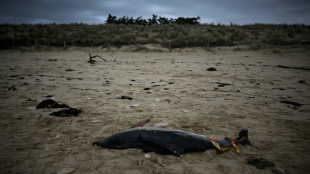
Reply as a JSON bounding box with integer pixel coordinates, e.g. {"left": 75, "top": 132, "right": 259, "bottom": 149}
{"left": 207, "top": 137, "right": 240, "bottom": 154}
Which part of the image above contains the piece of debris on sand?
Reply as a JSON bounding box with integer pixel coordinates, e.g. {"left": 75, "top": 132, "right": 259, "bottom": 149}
{"left": 130, "top": 119, "right": 151, "bottom": 128}
{"left": 115, "top": 95, "right": 133, "bottom": 100}
{"left": 279, "top": 100, "right": 303, "bottom": 108}
{"left": 50, "top": 108, "right": 82, "bottom": 117}
{"left": 88, "top": 53, "right": 107, "bottom": 64}
{"left": 277, "top": 65, "right": 310, "bottom": 71}
{"left": 216, "top": 82, "right": 233, "bottom": 87}
{"left": 36, "top": 99, "right": 70, "bottom": 109}
{"left": 65, "top": 68, "right": 75, "bottom": 72}
{"left": 246, "top": 156, "right": 275, "bottom": 169}
{"left": 207, "top": 67, "right": 217, "bottom": 71}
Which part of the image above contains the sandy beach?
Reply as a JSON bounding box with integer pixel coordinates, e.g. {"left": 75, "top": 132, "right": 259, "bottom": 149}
{"left": 0, "top": 46, "right": 309, "bottom": 173}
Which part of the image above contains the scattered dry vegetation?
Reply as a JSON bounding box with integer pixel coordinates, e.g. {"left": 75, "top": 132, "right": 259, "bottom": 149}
{"left": 0, "top": 23, "right": 309, "bottom": 50}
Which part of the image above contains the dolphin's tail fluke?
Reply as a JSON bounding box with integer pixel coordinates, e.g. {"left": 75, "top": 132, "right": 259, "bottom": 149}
{"left": 235, "top": 130, "right": 251, "bottom": 145}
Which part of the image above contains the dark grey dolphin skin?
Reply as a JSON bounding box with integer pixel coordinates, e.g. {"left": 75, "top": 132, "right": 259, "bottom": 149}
{"left": 92, "top": 127, "right": 250, "bottom": 157}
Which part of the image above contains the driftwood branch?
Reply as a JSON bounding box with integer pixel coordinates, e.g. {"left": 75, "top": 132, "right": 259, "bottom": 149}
{"left": 88, "top": 53, "right": 107, "bottom": 64}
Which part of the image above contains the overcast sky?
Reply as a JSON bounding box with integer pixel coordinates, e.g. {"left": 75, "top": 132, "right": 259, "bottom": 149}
{"left": 0, "top": 0, "right": 309, "bottom": 25}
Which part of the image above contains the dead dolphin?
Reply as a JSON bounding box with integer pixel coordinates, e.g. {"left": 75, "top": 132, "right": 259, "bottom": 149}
{"left": 92, "top": 127, "right": 250, "bottom": 157}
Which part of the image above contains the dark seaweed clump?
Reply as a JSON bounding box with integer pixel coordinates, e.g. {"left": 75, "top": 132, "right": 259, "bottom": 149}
{"left": 50, "top": 108, "right": 82, "bottom": 117}
{"left": 246, "top": 156, "right": 275, "bottom": 169}
{"left": 36, "top": 99, "right": 69, "bottom": 109}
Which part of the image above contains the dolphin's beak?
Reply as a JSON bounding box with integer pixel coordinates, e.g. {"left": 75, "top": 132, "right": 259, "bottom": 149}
{"left": 92, "top": 140, "right": 105, "bottom": 147}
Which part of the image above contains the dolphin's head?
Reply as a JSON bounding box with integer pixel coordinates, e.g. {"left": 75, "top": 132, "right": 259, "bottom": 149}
{"left": 92, "top": 134, "right": 120, "bottom": 148}
{"left": 92, "top": 128, "right": 146, "bottom": 149}
{"left": 92, "top": 133, "right": 135, "bottom": 149}
{"left": 92, "top": 139, "right": 109, "bottom": 147}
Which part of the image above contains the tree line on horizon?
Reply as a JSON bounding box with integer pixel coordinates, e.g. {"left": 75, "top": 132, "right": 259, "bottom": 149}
{"left": 106, "top": 14, "right": 201, "bottom": 25}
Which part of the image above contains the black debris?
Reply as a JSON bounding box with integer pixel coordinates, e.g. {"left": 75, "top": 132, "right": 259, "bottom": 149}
{"left": 65, "top": 68, "right": 75, "bottom": 72}
{"left": 298, "top": 80, "right": 306, "bottom": 84}
{"left": 280, "top": 101, "right": 303, "bottom": 108}
{"left": 143, "top": 88, "right": 151, "bottom": 90}
{"left": 277, "top": 65, "right": 290, "bottom": 69}
{"left": 246, "top": 156, "right": 275, "bottom": 169}
{"left": 36, "top": 99, "right": 70, "bottom": 109}
{"left": 207, "top": 67, "right": 217, "bottom": 71}
{"left": 277, "top": 65, "right": 310, "bottom": 71}
{"left": 50, "top": 108, "right": 82, "bottom": 117}
{"left": 26, "top": 98, "right": 37, "bottom": 101}
{"left": 0, "top": 87, "right": 17, "bottom": 95}
{"left": 8, "top": 87, "right": 17, "bottom": 91}
{"left": 88, "top": 53, "right": 107, "bottom": 64}
{"left": 20, "top": 82, "right": 29, "bottom": 86}
{"left": 117, "top": 96, "right": 133, "bottom": 100}
{"left": 216, "top": 82, "right": 233, "bottom": 87}
{"left": 272, "top": 87, "right": 285, "bottom": 90}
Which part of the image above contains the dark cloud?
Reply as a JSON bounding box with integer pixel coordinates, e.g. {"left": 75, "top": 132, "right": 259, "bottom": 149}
{"left": 0, "top": 0, "right": 309, "bottom": 24}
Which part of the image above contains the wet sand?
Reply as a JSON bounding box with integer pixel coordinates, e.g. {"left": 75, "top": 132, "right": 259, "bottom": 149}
{"left": 0, "top": 46, "right": 309, "bottom": 173}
